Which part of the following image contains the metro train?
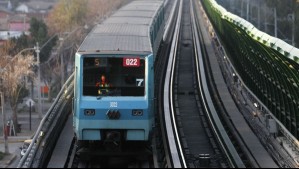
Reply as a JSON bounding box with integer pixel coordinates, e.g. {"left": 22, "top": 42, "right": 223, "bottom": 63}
{"left": 73, "top": 0, "right": 165, "bottom": 152}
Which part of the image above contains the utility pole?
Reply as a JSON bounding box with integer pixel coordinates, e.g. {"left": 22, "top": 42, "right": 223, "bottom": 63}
{"left": 258, "top": 0, "right": 261, "bottom": 29}
{"left": 61, "top": 47, "right": 65, "bottom": 88}
{"left": 0, "top": 91, "right": 9, "bottom": 154}
{"left": 241, "top": 0, "right": 244, "bottom": 18}
{"left": 59, "top": 36, "right": 65, "bottom": 88}
{"left": 274, "top": 8, "right": 277, "bottom": 38}
{"left": 246, "top": 0, "right": 249, "bottom": 21}
{"left": 291, "top": 13, "right": 295, "bottom": 46}
{"left": 35, "top": 43, "right": 42, "bottom": 119}
{"left": 23, "top": 14, "right": 26, "bottom": 32}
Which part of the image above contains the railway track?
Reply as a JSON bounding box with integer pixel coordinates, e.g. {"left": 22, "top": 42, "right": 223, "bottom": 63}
{"left": 158, "top": 0, "right": 249, "bottom": 168}
{"left": 172, "top": 0, "right": 224, "bottom": 167}
{"left": 69, "top": 148, "right": 153, "bottom": 168}
{"left": 17, "top": 0, "right": 278, "bottom": 168}
{"left": 167, "top": 0, "right": 228, "bottom": 167}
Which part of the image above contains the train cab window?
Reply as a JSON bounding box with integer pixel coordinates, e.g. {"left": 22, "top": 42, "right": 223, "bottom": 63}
{"left": 83, "top": 57, "right": 145, "bottom": 97}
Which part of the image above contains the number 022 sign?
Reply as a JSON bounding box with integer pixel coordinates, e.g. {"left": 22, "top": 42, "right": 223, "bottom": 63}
{"left": 123, "top": 58, "right": 140, "bottom": 67}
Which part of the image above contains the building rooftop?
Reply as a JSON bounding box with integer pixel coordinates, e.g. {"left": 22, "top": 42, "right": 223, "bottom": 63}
{"left": 15, "top": 0, "right": 57, "bottom": 13}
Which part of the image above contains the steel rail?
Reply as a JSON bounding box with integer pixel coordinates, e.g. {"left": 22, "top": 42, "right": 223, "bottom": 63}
{"left": 163, "top": 0, "right": 187, "bottom": 167}
{"left": 190, "top": 0, "right": 244, "bottom": 167}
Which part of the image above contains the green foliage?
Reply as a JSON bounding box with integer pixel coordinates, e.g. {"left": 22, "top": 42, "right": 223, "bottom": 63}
{"left": 2, "top": 33, "right": 30, "bottom": 56}
{"left": 29, "top": 18, "right": 57, "bottom": 63}
{"left": 29, "top": 18, "right": 48, "bottom": 43}
{"left": 2, "top": 18, "right": 57, "bottom": 63}
{"left": 40, "top": 35, "right": 58, "bottom": 63}
{"left": 10, "top": 34, "right": 30, "bottom": 55}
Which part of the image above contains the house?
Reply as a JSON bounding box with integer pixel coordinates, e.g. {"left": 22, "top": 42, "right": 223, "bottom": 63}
{"left": 15, "top": 4, "right": 29, "bottom": 13}
{"left": 0, "top": 0, "right": 58, "bottom": 46}
{"left": 15, "top": 1, "right": 55, "bottom": 14}
{"left": 0, "top": 0, "right": 12, "bottom": 11}
{"left": 8, "top": 14, "right": 30, "bottom": 32}
{"left": 0, "top": 7, "right": 12, "bottom": 30}
{"left": 0, "top": 13, "right": 29, "bottom": 46}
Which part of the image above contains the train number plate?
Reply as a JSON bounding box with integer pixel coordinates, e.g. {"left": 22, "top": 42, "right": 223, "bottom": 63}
{"left": 123, "top": 58, "right": 140, "bottom": 67}
{"left": 110, "top": 102, "right": 118, "bottom": 108}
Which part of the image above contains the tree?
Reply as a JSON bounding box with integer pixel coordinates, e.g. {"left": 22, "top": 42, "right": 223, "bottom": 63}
{"left": 30, "top": 18, "right": 48, "bottom": 43}
{"left": 0, "top": 38, "right": 16, "bottom": 56}
{"left": 0, "top": 48, "right": 36, "bottom": 133}
{"left": 47, "top": 0, "right": 130, "bottom": 34}
{"left": 29, "top": 18, "right": 57, "bottom": 62}
{"left": 10, "top": 34, "right": 30, "bottom": 56}
{"left": 43, "top": 0, "right": 131, "bottom": 100}
{"left": 47, "top": 0, "right": 88, "bottom": 34}
{"left": 28, "top": 18, "right": 57, "bottom": 102}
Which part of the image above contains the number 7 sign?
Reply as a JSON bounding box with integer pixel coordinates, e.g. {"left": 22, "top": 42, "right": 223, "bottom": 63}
{"left": 136, "top": 79, "right": 144, "bottom": 87}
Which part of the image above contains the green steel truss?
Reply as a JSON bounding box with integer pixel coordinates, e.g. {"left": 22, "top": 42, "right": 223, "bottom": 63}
{"left": 201, "top": 0, "right": 299, "bottom": 138}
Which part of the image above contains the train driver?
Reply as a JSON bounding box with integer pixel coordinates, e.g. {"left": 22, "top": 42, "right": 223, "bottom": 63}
{"left": 96, "top": 75, "right": 111, "bottom": 95}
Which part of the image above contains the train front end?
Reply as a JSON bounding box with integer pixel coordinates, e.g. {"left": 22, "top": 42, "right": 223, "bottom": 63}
{"left": 73, "top": 53, "right": 154, "bottom": 144}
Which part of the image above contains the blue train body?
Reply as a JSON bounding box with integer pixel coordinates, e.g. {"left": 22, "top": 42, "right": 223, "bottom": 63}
{"left": 73, "top": 0, "right": 164, "bottom": 144}
{"left": 74, "top": 54, "right": 155, "bottom": 141}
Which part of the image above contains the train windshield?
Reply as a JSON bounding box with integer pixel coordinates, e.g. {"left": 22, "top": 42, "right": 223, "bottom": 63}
{"left": 83, "top": 57, "right": 146, "bottom": 97}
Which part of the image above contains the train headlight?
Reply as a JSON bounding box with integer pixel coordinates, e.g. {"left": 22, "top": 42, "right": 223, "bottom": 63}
{"left": 84, "top": 109, "right": 95, "bottom": 116}
{"left": 132, "top": 110, "right": 143, "bottom": 116}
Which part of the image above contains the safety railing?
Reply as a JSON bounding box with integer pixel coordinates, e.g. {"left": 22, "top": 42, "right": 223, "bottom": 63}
{"left": 17, "top": 72, "right": 74, "bottom": 168}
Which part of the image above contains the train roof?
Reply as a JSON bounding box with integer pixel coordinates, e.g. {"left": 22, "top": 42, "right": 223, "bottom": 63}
{"left": 78, "top": 0, "right": 163, "bottom": 54}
